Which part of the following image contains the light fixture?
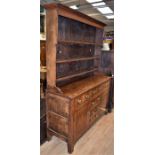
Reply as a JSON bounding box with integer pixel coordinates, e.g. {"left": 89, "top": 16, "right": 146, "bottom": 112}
{"left": 70, "top": 5, "right": 78, "bottom": 10}
{"left": 86, "top": 0, "right": 102, "bottom": 3}
{"left": 106, "top": 15, "right": 114, "bottom": 19}
{"left": 92, "top": 2, "right": 105, "bottom": 7}
{"left": 97, "top": 7, "right": 113, "bottom": 14}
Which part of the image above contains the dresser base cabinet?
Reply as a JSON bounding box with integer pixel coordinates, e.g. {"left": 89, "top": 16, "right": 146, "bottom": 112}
{"left": 46, "top": 74, "right": 111, "bottom": 153}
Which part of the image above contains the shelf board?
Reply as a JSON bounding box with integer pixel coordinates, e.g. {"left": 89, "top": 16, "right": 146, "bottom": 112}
{"left": 56, "top": 68, "right": 98, "bottom": 82}
{"left": 58, "top": 40, "right": 102, "bottom": 46}
{"left": 56, "top": 56, "right": 99, "bottom": 63}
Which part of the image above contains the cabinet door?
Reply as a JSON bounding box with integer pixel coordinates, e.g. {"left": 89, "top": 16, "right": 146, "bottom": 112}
{"left": 74, "top": 105, "right": 89, "bottom": 140}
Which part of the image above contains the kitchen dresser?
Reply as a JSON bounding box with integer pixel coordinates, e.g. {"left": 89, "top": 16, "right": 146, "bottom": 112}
{"left": 43, "top": 3, "right": 111, "bottom": 153}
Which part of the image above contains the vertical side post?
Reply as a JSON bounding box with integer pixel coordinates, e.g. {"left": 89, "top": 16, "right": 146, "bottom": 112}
{"left": 46, "top": 8, "right": 58, "bottom": 87}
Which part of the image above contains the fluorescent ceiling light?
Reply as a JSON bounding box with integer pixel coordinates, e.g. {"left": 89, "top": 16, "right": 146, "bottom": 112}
{"left": 70, "top": 5, "right": 78, "bottom": 10}
{"left": 92, "top": 2, "right": 105, "bottom": 6}
{"left": 106, "top": 15, "right": 114, "bottom": 19}
{"left": 86, "top": 0, "right": 102, "bottom": 3}
{"left": 97, "top": 7, "right": 113, "bottom": 14}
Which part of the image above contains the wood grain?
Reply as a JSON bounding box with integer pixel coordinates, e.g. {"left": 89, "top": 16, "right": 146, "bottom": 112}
{"left": 46, "top": 8, "right": 58, "bottom": 87}
{"left": 58, "top": 40, "right": 102, "bottom": 46}
{"left": 43, "top": 3, "right": 110, "bottom": 153}
{"left": 40, "top": 112, "right": 114, "bottom": 155}
{"left": 43, "top": 3, "right": 106, "bottom": 29}
{"left": 60, "top": 74, "right": 111, "bottom": 99}
{"left": 56, "top": 68, "right": 98, "bottom": 82}
{"left": 56, "top": 56, "right": 99, "bottom": 64}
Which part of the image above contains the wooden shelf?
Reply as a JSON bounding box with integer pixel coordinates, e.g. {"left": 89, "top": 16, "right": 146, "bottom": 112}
{"left": 56, "top": 56, "right": 99, "bottom": 63}
{"left": 56, "top": 68, "right": 98, "bottom": 82}
{"left": 58, "top": 40, "right": 102, "bottom": 46}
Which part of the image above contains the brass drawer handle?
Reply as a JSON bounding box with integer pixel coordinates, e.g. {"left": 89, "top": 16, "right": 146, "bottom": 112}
{"left": 77, "top": 99, "right": 82, "bottom": 104}
{"left": 97, "top": 97, "right": 101, "bottom": 101}
{"left": 85, "top": 95, "right": 90, "bottom": 100}
{"left": 92, "top": 101, "right": 96, "bottom": 105}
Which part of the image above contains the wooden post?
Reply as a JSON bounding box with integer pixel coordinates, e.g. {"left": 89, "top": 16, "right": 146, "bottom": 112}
{"left": 46, "top": 8, "right": 58, "bottom": 87}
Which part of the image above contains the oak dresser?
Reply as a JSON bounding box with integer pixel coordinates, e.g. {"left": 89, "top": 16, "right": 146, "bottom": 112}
{"left": 43, "top": 3, "right": 111, "bottom": 153}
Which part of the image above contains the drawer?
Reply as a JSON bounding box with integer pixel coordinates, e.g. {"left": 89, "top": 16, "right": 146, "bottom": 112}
{"left": 98, "top": 82, "right": 110, "bottom": 92}
{"left": 74, "top": 81, "right": 111, "bottom": 111}
{"left": 74, "top": 86, "right": 108, "bottom": 111}
{"left": 89, "top": 83, "right": 109, "bottom": 99}
{"left": 88, "top": 95, "right": 102, "bottom": 109}
{"left": 47, "top": 94, "right": 69, "bottom": 117}
{"left": 87, "top": 103, "right": 106, "bottom": 126}
{"left": 48, "top": 111, "right": 68, "bottom": 137}
{"left": 74, "top": 90, "right": 91, "bottom": 110}
{"left": 87, "top": 106, "right": 98, "bottom": 125}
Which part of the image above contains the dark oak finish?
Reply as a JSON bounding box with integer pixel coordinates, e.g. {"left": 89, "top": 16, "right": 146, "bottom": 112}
{"left": 46, "top": 75, "right": 111, "bottom": 153}
{"left": 56, "top": 56, "right": 99, "bottom": 63}
{"left": 43, "top": 3, "right": 111, "bottom": 153}
{"left": 44, "top": 3, "right": 106, "bottom": 29}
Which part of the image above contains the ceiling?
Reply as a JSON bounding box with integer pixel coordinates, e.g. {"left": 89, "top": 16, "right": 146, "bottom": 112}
{"left": 40, "top": 0, "right": 114, "bottom": 32}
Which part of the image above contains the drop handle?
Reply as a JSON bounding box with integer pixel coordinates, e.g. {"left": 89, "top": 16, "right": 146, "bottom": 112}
{"left": 97, "top": 97, "right": 101, "bottom": 101}
{"left": 85, "top": 95, "right": 90, "bottom": 100}
{"left": 92, "top": 101, "right": 96, "bottom": 105}
{"left": 77, "top": 99, "right": 82, "bottom": 104}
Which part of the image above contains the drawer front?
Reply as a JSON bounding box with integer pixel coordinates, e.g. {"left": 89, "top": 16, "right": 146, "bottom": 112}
{"left": 89, "top": 95, "right": 103, "bottom": 109}
{"left": 87, "top": 105, "right": 105, "bottom": 125}
{"left": 74, "top": 87, "right": 102, "bottom": 111}
{"left": 47, "top": 111, "right": 68, "bottom": 137}
{"left": 47, "top": 94, "right": 69, "bottom": 117}
{"left": 74, "top": 91, "right": 91, "bottom": 110}
{"left": 74, "top": 80, "right": 111, "bottom": 111}
{"left": 74, "top": 90, "right": 110, "bottom": 141}
{"left": 98, "top": 81, "right": 110, "bottom": 93}
{"left": 89, "top": 81, "right": 110, "bottom": 100}
{"left": 87, "top": 106, "right": 98, "bottom": 124}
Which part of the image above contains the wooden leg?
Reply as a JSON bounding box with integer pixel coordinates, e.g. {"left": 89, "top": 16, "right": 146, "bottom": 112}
{"left": 67, "top": 143, "right": 74, "bottom": 154}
